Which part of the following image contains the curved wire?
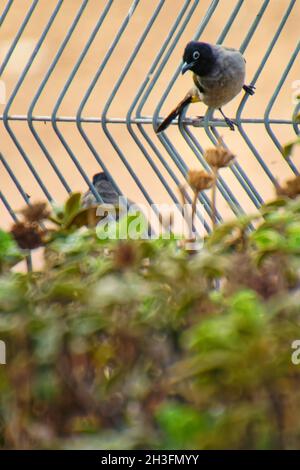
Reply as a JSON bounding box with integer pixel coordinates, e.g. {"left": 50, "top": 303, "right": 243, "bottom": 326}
{"left": 76, "top": 0, "right": 135, "bottom": 200}
{"left": 27, "top": 1, "right": 92, "bottom": 195}
{"left": 264, "top": 42, "right": 299, "bottom": 163}
{"left": 2, "top": 0, "right": 64, "bottom": 201}
{"left": 101, "top": 0, "right": 163, "bottom": 214}
{"left": 125, "top": 1, "right": 191, "bottom": 215}
{"left": 236, "top": 0, "right": 298, "bottom": 189}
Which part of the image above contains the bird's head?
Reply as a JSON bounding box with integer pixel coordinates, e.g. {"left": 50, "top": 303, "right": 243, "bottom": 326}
{"left": 92, "top": 172, "right": 108, "bottom": 185}
{"left": 182, "top": 41, "right": 215, "bottom": 76}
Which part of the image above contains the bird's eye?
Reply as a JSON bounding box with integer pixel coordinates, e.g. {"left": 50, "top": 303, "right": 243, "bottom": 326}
{"left": 193, "top": 51, "right": 200, "bottom": 60}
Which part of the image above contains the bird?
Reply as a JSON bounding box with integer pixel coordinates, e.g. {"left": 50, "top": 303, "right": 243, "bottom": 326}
{"left": 156, "top": 41, "right": 255, "bottom": 133}
{"left": 82, "top": 172, "right": 135, "bottom": 222}
{"left": 82, "top": 172, "right": 121, "bottom": 208}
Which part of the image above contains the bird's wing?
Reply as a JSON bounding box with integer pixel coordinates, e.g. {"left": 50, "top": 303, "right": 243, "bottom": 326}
{"left": 82, "top": 180, "right": 120, "bottom": 208}
{"left": 220, "top": 45, "right": 246, "bottom": 63}
{"left": 96, "top": 180, "right": 120, "bottom": 205}
{"left": 208, "top": 46, "right": 246, "bottom": 84}
{"left": 221, "top": 46, "right": 239, "bottom": 52}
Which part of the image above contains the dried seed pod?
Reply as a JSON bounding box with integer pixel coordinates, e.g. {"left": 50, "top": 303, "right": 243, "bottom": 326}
{"left": 276, "top": 176, "right": 300, "bottom": 199}
{"left": 20, "top": 202, "right": 50, "bottom": 223}
{"left": 188, "top": 170, "right": 214, "bottom": 192}
{"left": 204, "top": 146, "right": 235, "bottom": 169}
{"left": 11, "top": 222, "right": 44, "bottom": 250}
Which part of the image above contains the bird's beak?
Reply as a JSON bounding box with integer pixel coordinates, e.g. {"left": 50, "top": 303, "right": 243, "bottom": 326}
{"left": 181, "top": 61, "right": 194, "bottom": 74}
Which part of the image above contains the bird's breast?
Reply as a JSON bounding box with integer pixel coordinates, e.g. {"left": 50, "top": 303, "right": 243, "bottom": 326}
{"left": 194, "top": 49, "right": 245, "bottom": 108}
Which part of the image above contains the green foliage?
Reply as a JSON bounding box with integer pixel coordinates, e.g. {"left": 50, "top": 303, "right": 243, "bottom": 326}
{"left": 0, "top": 230, "right": 23, "bottom": 272}
{"left": 282, "top": 136, "right": 300, "bottom": 158}
{"left": 1, "top": 197, "right": 300, "bottom": 449}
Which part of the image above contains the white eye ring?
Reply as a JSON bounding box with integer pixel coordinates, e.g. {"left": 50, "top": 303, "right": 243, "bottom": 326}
{"left": 193, "top": 51, "right": 200, "bottom": 60}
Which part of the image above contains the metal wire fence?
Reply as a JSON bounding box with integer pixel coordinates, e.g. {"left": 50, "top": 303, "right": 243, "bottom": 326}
{"left": 0, "top": 0, "right": 299, "bottom": 233}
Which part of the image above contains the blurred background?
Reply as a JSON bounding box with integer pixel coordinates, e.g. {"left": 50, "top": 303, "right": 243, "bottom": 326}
{"left": 0, "top": 0, "right": 299, "bottom": 230}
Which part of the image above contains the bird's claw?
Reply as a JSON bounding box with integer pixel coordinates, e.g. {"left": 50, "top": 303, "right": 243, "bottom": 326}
{"left": 243, "top": 84, "right": 256, "bottom": 96}
{"left": 225, "top": 117, "right": 235, "bottom": 131}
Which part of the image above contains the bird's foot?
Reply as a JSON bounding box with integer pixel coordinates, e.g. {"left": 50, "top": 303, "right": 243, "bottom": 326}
{"left": 224, "top": 117, "right": 236, "bottom": 131}
{"left": 243, "top": 84, "right": 256, "bottom": 95}
{"left": 218, "top": 108, "right": 236, "bottom": 131}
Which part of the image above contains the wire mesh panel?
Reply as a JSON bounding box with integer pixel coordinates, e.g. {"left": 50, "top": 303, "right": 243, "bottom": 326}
{"left": 0, "top": 0, "right": 299, "bottom": 232}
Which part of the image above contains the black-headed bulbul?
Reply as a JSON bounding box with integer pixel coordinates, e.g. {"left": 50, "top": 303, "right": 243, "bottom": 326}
{"left": 156, "top": 41, "right": 255, "bottom": 133}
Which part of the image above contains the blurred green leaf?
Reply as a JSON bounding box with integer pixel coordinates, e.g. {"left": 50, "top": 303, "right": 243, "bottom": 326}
{"left": 64, "top": 193, "right": 82, "bottom": 222}
{"left": 282, "top": 137, "right": 300, "bottom": 158}
{"left": 157, "top": 403, "right": 215, "bottom": 449}
{"left": 251, "top": 228, "right": 285, "bottom": 252}
{"left": 0, "top": 230, "right": 23, "bottom": 270}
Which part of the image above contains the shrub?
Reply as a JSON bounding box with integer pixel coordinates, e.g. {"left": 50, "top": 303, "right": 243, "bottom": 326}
{"left": 1, "top": 195, "right": 300, "bottom": 449}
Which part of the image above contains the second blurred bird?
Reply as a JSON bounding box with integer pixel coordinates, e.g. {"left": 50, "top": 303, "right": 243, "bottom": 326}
{"left": 82, "top": 172, "right": 121, "bottom": 208}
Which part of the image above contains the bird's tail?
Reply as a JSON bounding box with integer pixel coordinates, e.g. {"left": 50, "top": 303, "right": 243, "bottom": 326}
{"left": 155, "top": 94, "right": 193, "bottom": 133}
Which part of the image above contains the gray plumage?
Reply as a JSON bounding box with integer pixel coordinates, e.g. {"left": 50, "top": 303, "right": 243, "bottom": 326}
{"left": 192, "top": 45, "right": 246, "bottom": 109}
{"left": 82, "top": 172, "right": 120, "bottom": 208}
